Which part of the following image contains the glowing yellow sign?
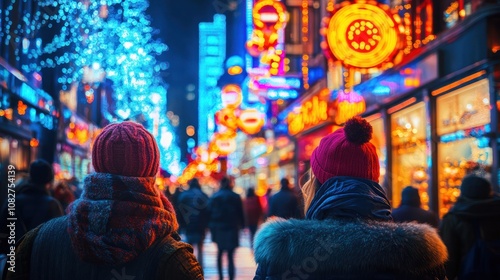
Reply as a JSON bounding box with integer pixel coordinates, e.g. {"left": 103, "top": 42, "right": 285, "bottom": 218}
{"left": 324, "top": 2, "right": 402, "bottom": 69}
{"left": 287, "top": 89, "right": 331, "bottom": 135}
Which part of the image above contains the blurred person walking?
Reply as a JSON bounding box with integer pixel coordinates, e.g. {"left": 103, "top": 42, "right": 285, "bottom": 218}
{"left": 253, "top": 117, "right": 448, "bottom": 279}
{"left": 392, "top": 186, "right": 440, "bottom": 228}
{"left": 52, "top": 181, "right": 76, "bottom": 212}
{"left": 177, "top": 177, "right": 209, "bottom": 268}
{"left": 7, "top": 121, "right": 203, "bottom": 280}
{"left": 208, "top": 176, "right": 245, "bottom": 280}
{"left": 0, "top": 159, "right": 63, "bottom": 254}
{"left": 439, "top": 175, "right": 500, "bottom": 280}
{"left": 267, "top": 178, "right": 301, "bottom": 220}
{"left": 243, "top": 187, "right": 263, "bottom": 247}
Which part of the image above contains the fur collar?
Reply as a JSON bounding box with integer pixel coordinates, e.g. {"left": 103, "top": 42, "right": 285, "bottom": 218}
{"left": 254, "top": 218, "right": 447, "bottom": 275}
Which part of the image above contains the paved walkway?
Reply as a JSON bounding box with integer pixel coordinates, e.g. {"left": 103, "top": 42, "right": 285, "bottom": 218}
{"left": 197, "top": 230, "right": 257, "bottom": 280}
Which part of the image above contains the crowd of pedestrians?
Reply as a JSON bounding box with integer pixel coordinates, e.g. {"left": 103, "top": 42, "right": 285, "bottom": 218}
{"left": 1, "top": 118, "right": 500, "bottom": 280}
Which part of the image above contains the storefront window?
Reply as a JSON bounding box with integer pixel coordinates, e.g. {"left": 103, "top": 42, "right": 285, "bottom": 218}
{"left": 9, "top": 139, "right": 30, "bottom": 172}
{"left": 391, "top": 102, "right": 429, "bottom": 209}
{"left": 436, "top": 78, "right": 492, "bottom": 217}
{"left": 369, "top": 117, "right": 387, "bottom": 188}
{"left": 60, "top": 151, "right": 73, "bottom": 179}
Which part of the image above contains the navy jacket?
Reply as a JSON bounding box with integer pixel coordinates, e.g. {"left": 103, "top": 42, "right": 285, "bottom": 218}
{"left": 177, "top": 187, "right": 210, "bottom": 240}
{"left": 208, "top": 188, "right": 244, "bottom": 250}
{"left": 439, "top": 194, "right": 500, "bottom": 279}
{"left": 267, "top": 188, "right": 301, "bottom": 219}
{"left": 0, "top": 183, "right": 63, "bottom": 254}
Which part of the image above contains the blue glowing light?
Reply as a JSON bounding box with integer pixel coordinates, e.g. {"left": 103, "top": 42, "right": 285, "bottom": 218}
{"left": 198, "top": 14, "right": 226, "bottom": 145}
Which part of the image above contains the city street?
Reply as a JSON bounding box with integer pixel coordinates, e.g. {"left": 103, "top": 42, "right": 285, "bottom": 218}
{"left": 201, "top": 230, "right": 257, "bottom": 280}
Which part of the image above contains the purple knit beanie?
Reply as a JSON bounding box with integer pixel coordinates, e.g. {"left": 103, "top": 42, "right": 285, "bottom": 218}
{"left": 310, "top": 117, "right": 380, "bottom": 184}
{"left": 92, "top": 121, "right": 159, "bottom": 177}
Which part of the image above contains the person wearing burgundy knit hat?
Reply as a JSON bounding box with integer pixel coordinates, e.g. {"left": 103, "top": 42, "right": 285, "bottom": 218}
{"left": 8, "top": 121, "right": 203, "bottom": 280}
{"left": 253, "top": 117, "right": 448, "bottom": 280}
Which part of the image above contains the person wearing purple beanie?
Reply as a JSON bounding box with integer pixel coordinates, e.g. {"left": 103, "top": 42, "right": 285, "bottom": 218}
{"left": 8, "top": 121, "right": 203, "bottom": 280}
{"left": 253, "top": 117, "right": 448, "bottom": 280}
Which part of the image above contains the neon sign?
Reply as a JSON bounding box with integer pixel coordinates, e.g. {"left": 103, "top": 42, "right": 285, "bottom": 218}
{"left": 267, "top": 89, "right": 298, "bottom": 100}
{"left": 246, "top": 0, "right": 287, "bottom": 56}
{"left": 287, "top": 89, "right": 332, "bottom": 135}
{"left": 221, "top": 84, "right": 243, "bottom": 108}
{"left": 322, "top": 1, "right": 403, "bottom": 69}
{"left": 256, "top": 76, "right": 301, "bottom": 89}
{"left": 253, "top": 0, "right": 287, "bottom": 31}
{"left": 335, "top": 90, "right": 366, "bottom": 124}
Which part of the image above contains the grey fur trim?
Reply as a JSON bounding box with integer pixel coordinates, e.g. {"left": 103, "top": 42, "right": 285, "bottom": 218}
{"left": 253, "top": 218, "right": 448, "bottom": 274}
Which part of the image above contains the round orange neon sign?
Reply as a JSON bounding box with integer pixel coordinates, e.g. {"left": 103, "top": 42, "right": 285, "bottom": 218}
{"left": 324, "top": 2, "right": 403, "bottom": 69}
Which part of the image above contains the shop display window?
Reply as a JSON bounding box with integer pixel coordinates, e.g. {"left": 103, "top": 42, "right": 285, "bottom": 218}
{"left": 391, "top": 102, "right": 430, "bottom": 209}
{"left": 369, "top": 117, "right": 387, "bottom": 188}
{"left": 60, "top": 151, "right": 73, "bottom": 179}
{"left": 436, "top": 79, "right": 492, "bottom": 217}
{"left": 9, "top": 139, "right": 30, "bottom": 171}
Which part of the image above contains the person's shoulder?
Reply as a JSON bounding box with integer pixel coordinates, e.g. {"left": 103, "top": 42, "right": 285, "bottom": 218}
{"left": 156, "top": 237, "right": 203, "bottom": 279}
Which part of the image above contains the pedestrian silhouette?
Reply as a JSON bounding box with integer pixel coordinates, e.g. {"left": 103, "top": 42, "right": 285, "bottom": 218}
{"left": 52, "top": 181, "right": 76, "bottom": 212}
{"left": 7, "top": 121, "right": 203, "bottom": 280}
{"left": 439, "top": 175, "right": 500, "bottom": 280}
{"left": 208, "top": 176, "right": 245, "bottom": 280}
{"left": 0, "top": 159, "right": 63, "bottom": 255}
{"left": 392, "top": 186, "right": 440, "bottom": 228}
{"left": 267, "top": 178, "right": 301, "bottom": 219}
{"left": 177, "top": 177, "right": 209, "bottom": 268}
{"left": 253, "top": 117, "right": 448, "bottom": 279}
{"left": 243, "top": 187, "right": 263, "bottom": 247}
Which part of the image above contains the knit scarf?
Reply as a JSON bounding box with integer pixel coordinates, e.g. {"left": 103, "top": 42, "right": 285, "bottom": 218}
{"left": 306, "top": 176, "right": 392, "bottom": 222}
{"left": 67, "top": 173, "right": 178, "bottom": 265}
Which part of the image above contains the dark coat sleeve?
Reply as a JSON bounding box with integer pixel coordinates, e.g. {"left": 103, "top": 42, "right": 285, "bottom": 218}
{"left": 48, "top": 198, "right": 64, "bottom": 218}
{"left": 156, "top": 247, "right": 204, "bottom": 280}
{"left": 439, "top": 214, "right": 461, "bottom": 280}
{"left": 5, "top": 224, "right": 42, "bottom": 280}
{"left": 237, "top": 195, "right": 245, "bottom": 229}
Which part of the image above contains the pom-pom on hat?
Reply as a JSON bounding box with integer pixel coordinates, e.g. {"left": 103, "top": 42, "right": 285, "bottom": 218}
{"left": 311, "top": 116, "right": 379, "bottom": 184}
{"left": 92, "top": 121, "right": 160, "bottom": 177}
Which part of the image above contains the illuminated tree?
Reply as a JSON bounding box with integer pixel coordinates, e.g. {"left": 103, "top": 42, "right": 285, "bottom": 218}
{"left": 1, "top": 0, "right": 182, "bottom": 175}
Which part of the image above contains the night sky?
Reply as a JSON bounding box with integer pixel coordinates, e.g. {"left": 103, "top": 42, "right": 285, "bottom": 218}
{"left": 147, "top": 0, "right": 217, "bottom": 163}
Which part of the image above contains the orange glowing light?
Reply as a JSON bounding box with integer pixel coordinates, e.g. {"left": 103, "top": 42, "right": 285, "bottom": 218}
{"left": 212, "top": 131, "right": 237, "bottom": 156}
{"left": 30, "top": 138, "right": 39, "bottom": 147}
{"left": 324, "top": 2, "right": 403, "bottom": 69}
{"left": 17, "top": 101, "right": 27, "bottom": 115}
{"left": 228, "top": 65, "right": 243, "bottom": 75}
{"left": 221, "top": 84, "right": 243, "bottom": 108}
{"left": 237, "top": 108, "right": 265, "bottom": 135}
{"left": 253, "top": 0, "right": 287, "bottom": 31}
{"left": 335, "top": 90, "right": 366, "bottom": 124}
{"left": 215, "top": 107, "right": 239, "bottom": 130}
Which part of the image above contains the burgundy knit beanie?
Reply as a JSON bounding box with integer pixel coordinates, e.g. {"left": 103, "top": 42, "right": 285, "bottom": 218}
{"left": 311, "top": 117, "right": 379, "bottom": 184}
{"left": 92, "top": 121, "right": 160, "bottom": 177}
